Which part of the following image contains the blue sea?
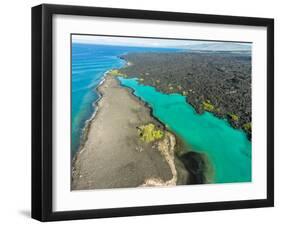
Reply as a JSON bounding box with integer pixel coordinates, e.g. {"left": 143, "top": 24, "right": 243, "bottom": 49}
{"left": 72, "top": 43, "right": 251, "bottom": 184}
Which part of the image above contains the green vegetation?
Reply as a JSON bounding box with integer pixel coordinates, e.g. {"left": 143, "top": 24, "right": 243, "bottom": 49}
{"left": 243, "top": 122, "right": 251, "bottom": 132}
{"left": 228, "top": 113, "right": 239, "bottom": 121}
{"left": 137, "top": 123, "right": 164, "bottom": 143}
{"left": 202, "top": 100, "right": 215, "bottom": 112}
{"left": 108, "top": 69, "right": 127, "bottom": 77}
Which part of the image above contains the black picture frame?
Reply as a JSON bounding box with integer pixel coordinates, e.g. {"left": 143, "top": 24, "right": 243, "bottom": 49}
{"left": 32, "top": 3, "right": 274, "bottom": 222}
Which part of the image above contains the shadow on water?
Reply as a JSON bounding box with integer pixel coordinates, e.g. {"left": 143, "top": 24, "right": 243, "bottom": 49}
{"left": 180, "top": 151, "right": 211, "bottom": 184}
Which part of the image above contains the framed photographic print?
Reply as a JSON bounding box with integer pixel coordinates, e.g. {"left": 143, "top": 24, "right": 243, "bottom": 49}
{"left": 31, "top": 4, "right": 274, "bottom": 221}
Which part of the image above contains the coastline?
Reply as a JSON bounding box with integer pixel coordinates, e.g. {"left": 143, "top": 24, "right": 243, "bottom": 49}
{"left": 72, "top": 69, "right": 110, "bottom": 161}
{"left": 118, "top": 52, "right": 252, "bottom": 139}
{"left": 117, "top": 51, "right": 252, "bottom": 182}
{"left": 72, "top": 73, "right": 189, "bottom": 190}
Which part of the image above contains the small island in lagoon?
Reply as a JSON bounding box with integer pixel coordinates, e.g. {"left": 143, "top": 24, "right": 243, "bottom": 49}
{"left": 71, "top": 35, "right": 252, "bottom": 190}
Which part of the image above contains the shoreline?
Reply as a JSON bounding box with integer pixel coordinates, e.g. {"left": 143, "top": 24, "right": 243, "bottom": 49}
{"left": 116, "top": 70, "right": 251, "bottom": 183}
{"left": 117, "top": 76, "right": 215, "bottom": 183}
{"left": 116, "top": 78, "right": 168, "bottom": 131}
{"left": 72, "top": 72, "right": 189, "bottom": 190}
{"left": 118, "top": 51, "right": 252, "bottom": 139}
{"left": 72, "top": 69, "right": 110, "bottom": 161}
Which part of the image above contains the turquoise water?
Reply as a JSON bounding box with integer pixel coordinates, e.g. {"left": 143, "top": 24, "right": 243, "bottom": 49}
{"left": 118, "top": 77, "right": 252, "bottom": 183}
{"left": 72, "top": 43, "right": 182, "bottom": 156}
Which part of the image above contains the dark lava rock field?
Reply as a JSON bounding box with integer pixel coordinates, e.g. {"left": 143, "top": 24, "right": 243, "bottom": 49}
{"left": 118, "top": 51, "right": 252, "bottom": 139}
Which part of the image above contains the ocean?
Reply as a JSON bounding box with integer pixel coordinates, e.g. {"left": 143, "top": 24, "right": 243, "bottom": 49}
{"left": 72, "top": 43, "right": 251, "bottom": 184}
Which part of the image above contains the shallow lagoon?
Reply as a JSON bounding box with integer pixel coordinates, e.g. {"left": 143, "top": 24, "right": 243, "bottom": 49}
{"left": 119, "top": 77, "right": 252, "bottom": 183}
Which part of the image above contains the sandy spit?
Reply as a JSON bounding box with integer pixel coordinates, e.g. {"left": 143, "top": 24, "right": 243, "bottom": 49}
{"left": 72, "top": 75, "right": 188, "bottom": 190}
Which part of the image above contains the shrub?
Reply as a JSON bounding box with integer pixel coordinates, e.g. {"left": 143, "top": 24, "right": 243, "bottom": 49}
{"left": 108, "top": 69, "right": 127, "bottom": 77}
{"left": 137, "top": 123, "right": 164, "bottom": 143}
{"left": 228, "top": 113, "right": 239, "bottom": 121}
{"left": 202, "top": 101, "right": 215, "bottom": 112}
{"left": 243, "top": 122, "right": 251, "bottom": 132}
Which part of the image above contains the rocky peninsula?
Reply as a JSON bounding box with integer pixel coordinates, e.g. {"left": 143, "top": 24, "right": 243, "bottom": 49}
{"left": 71, "top": 74, "right": 190, "bottom": 190}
